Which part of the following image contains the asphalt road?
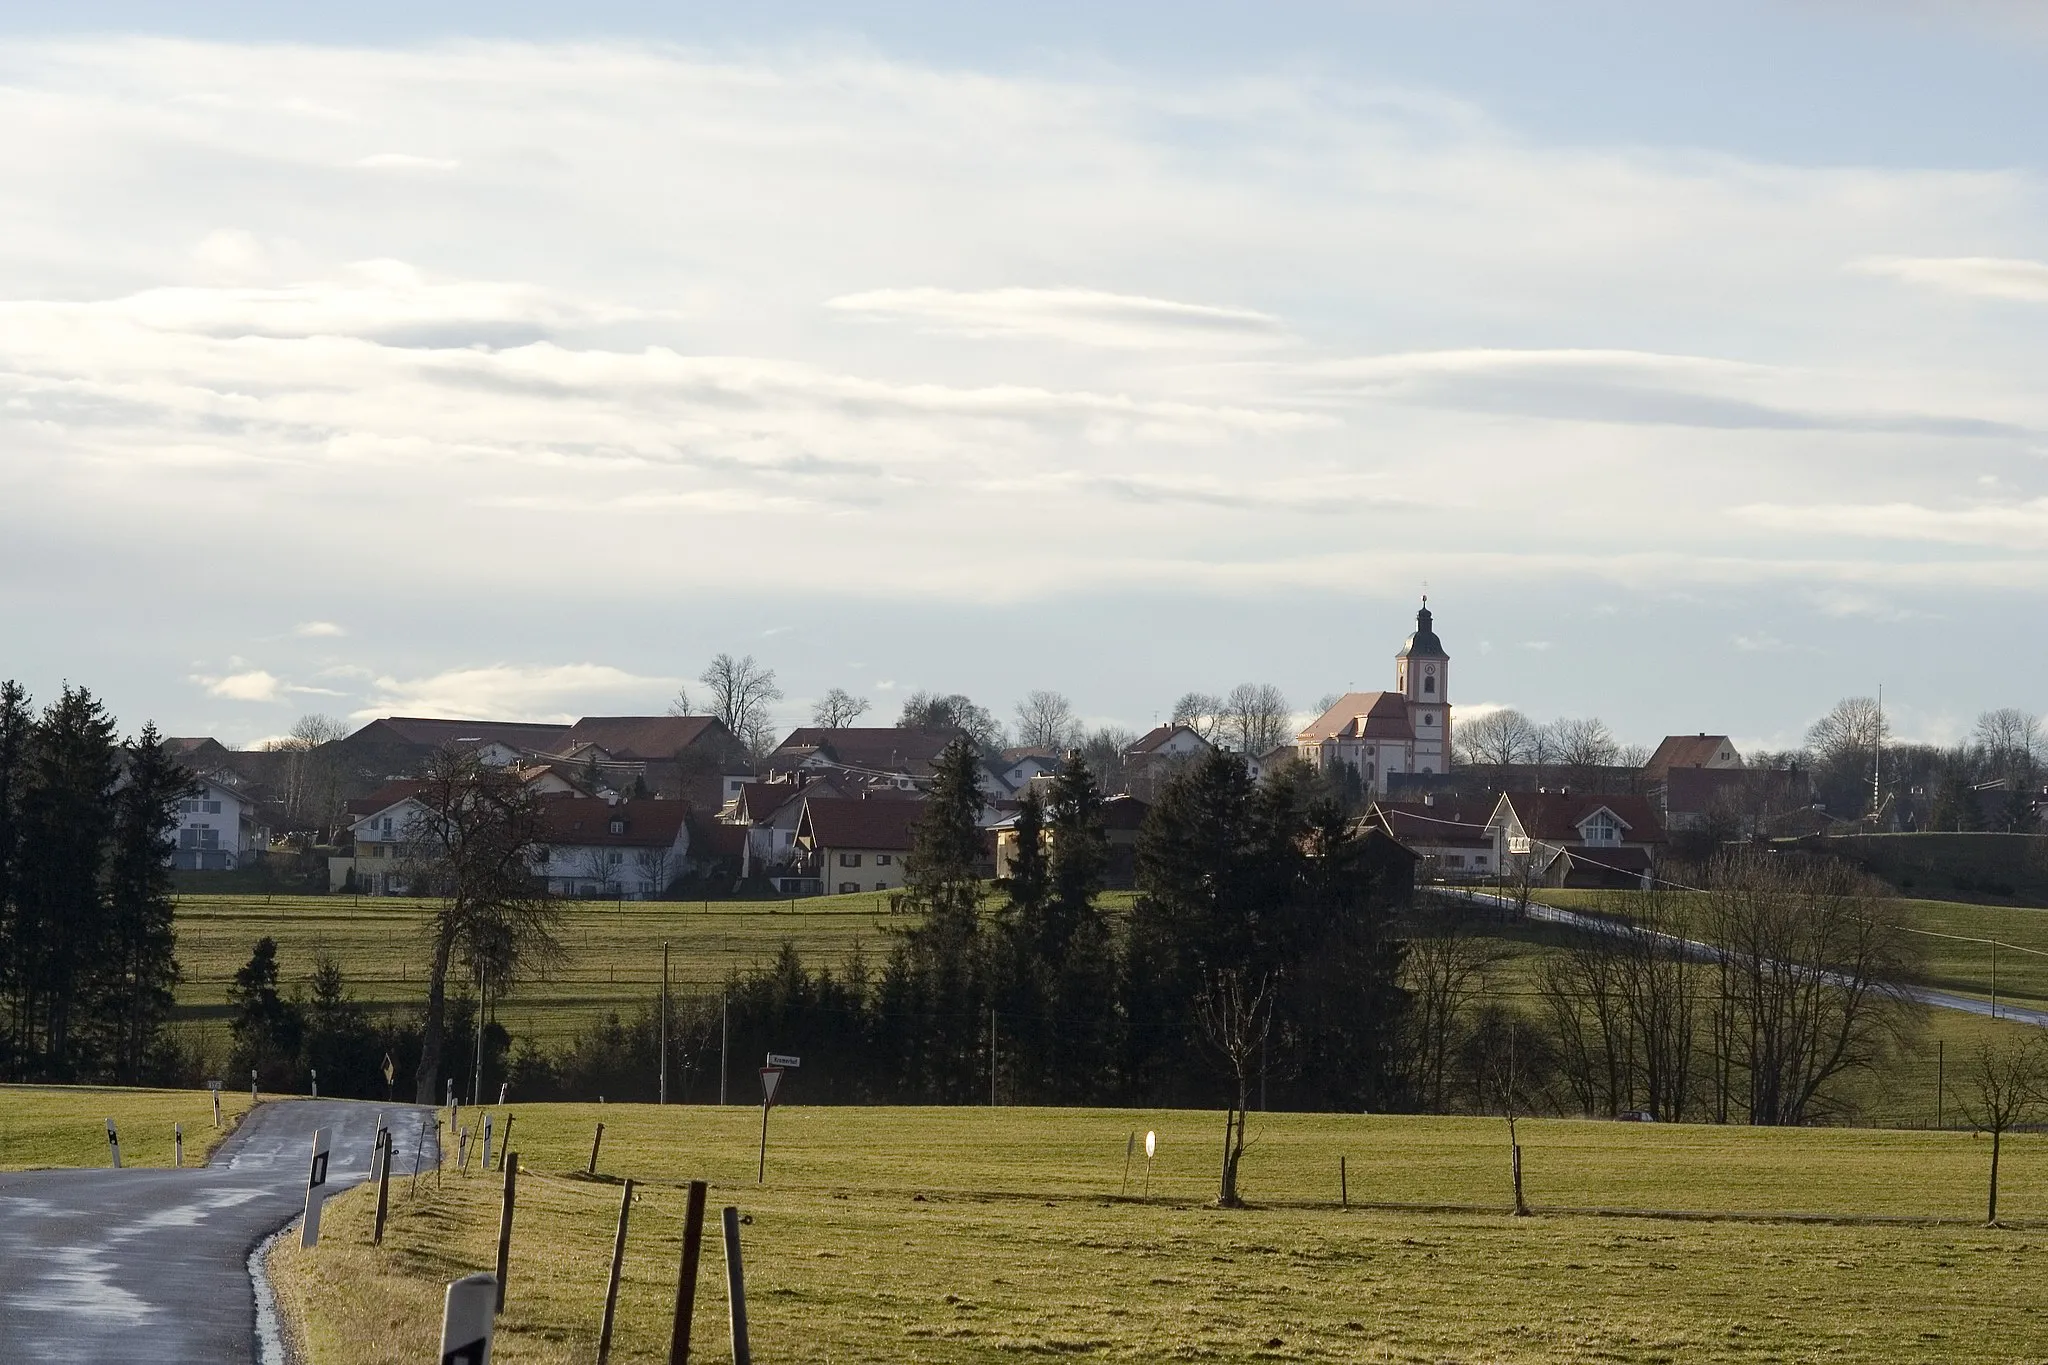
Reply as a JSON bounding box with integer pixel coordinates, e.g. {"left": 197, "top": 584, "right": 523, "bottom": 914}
{"left": 0, "top": 1099, "right": 431, "bottom": 1365}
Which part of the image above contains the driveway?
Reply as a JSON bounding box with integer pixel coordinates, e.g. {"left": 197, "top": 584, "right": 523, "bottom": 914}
{"left": 0, "top": 1099, "right": 431, "bottom": 1365}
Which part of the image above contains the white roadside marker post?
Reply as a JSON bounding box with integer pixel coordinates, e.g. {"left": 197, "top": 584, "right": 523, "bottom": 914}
{"left": 311, "top": 1068, "right": 319, "bottom": 1099}
{"left": 210, "top": 1079, "right": 222, "bottom": 1129}
{"left": 439, "top": 1272, "right": 498, "bottom": 1364}
{"left": 722, "top": 1205, "right": 752, "bottom": 1365}
{"left": 481, "top": 1114, "right": 494, "bottom": 1174}
{"left": 1144, "top": 1130, "right": 1157, "bottom": 1199}
{"left": 174, "top": 1122, "right": 184, "bottom": 1168}
{"left": 106, "top": 1119, "right": 121, "bottom": 1169}
{"left": 301, "top": 1126, "right": 333, "bottom": 1248}
{"left": 251, "top": 1069, "right": 259, "bottom": 1102}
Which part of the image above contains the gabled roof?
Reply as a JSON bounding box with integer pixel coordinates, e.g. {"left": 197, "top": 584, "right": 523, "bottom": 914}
{"left": 345, "top": 780, "right": 428, "bottom": 819}
{"left": 1297, "top": 692, "right": 1413, "bottom": 744}
{"left": 341, "top": 717, "right": 573, "bottom": 753}
{"left": 1494, "top": 791, "right": 1667, "bottom": 844}
{"left": 1127, "top": 724, "right": 1210, "bottom": 757}
{"left": 771, "top": 727, "right": 961, "bottom": 773}
{"left": 730, "top": 781, "right": 811, "bottom": 824}
{"left": 1101, "top": 794, "right": 1151, "bottom": 831}
{"left": 1644, "top": 734, "right": 1742, "bottom": 780}
{"left": 165, "top": 737, "right": 234, "bottom": 760}
{"left": 538, "top": 796, "right": 689, "bottom": 848}
{"left": 555, "top": 716, "right": 738, "bottom": 760}
{"left": 797, "top": 795, "right": 926, "bottom": 851}
{"left": 685, "top": 812, "right": 747, "bottom": 859}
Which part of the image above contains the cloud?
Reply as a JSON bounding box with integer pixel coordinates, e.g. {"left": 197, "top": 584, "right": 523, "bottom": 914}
{"left": 1852, "top": 255, "right": 2048, "bottom": 304}
{"left": 295, "top": 620, "right": 348, "bottom": 637}
{"left": 827, "top": 287, "right": 1291, "bottom": 349}
{"left": 1734, "top": 496, "right": 2048, "bottom": 549}
{"left": 355, "top": 663, "right": 679, "bottom": 722}
{"left": 355, "top": 153, "right": 460, "bottom": 171}
{"left": 1733, "top": 633, "right": 1790, "bottom": 652}
{"left": 198, "top": 669, "right": 283, "bottom": 702}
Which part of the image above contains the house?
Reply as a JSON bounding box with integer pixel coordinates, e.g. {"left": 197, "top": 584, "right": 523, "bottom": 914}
{"left": 766, "top": 727, "right": 962, "bottom": 789}
{"left": 995, "top": 748, "right": 1063, "bottom": 792}
{"left": 533, "top": 796, "right": 691, "bottom": 900}
{"left": 1360, "top": 797, "right": 1497, "bottom": 882}
{"left": 334, "top": 716, "right": 572, "bottom": 774}
{"left": 989, "top": 792, "right": 1151, "bottom": 887}
{"left": 1486, "top": 790, "right": 1666, "bottom": 889}
{"left": 1658, "top": 765, "right": 1812, "bottom": 834}
{"left": 1296, "top": 602, "right": 1452, "bottom": 795}
{"left": 338, "top": 781, "right": 434, "bottom": 893}
{"left": 793, "top": 796, "right": 924, "bottom": 895}
{"left": 1246, "top": 744, "right": 1298, "bottom": 783}
{"left": 1643, "top": 734, "right": 1744, "bottom": 783}
{"left": 1121, "top": 724, "right": 1214, "bottom": 796}
{"left": 724, "top": 775, "right": 855, "bottom": 879}
{"left": 540, "top": 715, "right": 752, "bottom": 806}
{"left": 170, "top": 773, "right": 269, "bottom": 871}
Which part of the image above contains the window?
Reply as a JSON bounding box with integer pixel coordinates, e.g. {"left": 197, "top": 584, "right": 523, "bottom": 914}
{"left": 875, "top": 853, "right": 892, "bottom": 866}
{"left": 838, "top": 882, "right": 858, "bottom": 894}
{"left": 1422, "top": 675, "right": 1436, "bottom": 695}
{"left": 1581, "top": 812, "right": 1621, "bottom": 844}
{"left": 203, "top": 800, "right": 222, "bottom": 815}
{"left": 608, "top": 819, "right": 625, "bottom": 835}
{"left": 875, "top": 881, "right": 887, "bottom": 891}
{"left": 840, "top": 852, "right": 862, "bottom": 867}
{"left": 1445, "top": 854, "right": 1465, "bottom": 867}
{"left": 381, "top": 817, "right": 393, "bottom": 836}
{"left": 1475, "top": 854, "right": 1490, "bottom": 866}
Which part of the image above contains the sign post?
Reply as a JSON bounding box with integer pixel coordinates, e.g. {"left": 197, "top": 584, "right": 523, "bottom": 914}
{"left": 106, "top": 1119, "right": 121, "bottom": 1169}
{"left": 756, "top": 1067, "right": 784, "bottom": 1183}
{"left": 382, "top": 1052, "right": 396, "bottom": 1102}
{"left": 301, "top": 1127, "right": 332, "bottom": 1247}
{"left": 439, "top": 1272, "right": 497, "bottom": 1364}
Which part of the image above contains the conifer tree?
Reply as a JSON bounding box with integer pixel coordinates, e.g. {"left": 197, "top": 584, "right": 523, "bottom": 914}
{"left": 0, "top": 680, "right": 30, "bottom": 1076}
{"left": 1001, "top": 788, "right": 1049, "bottom": 923}
{"left": 99, "top": 723, "right": 190, "bottom": 1081}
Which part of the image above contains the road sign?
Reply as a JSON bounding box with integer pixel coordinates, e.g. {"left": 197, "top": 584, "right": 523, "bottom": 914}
{"left": 301, "top": 1126, "right": 333, "bottom": 1248}
{"left": 765, "top": 1053, "right": 801, "bottom": 1069}
{"left": 439, "top": 1272, "right": 498, "bottom": 1364}
{"left": 759, "top": 1067, "right": 784, "bottom": 1108}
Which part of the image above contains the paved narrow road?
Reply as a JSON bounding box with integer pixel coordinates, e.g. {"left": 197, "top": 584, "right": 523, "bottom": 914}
{"left": 0, "top": 1100, "right": 431, "bottom": 1365}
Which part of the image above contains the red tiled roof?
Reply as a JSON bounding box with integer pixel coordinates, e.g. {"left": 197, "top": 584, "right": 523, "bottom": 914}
{"left": 343, "top": 717, "right": 573, "bottom": 752}
{"left": 1644, "top": 734, "right": 1740, "bottom": 780}
{"left": 1127, "top": 724, "right": 1195, "bottom": 756}
{"left": 1497, "top": 791, "right": 1666, "bottom": 844}
{"left": 1297, "top": 692, "right": 1413, "bottom": 744}
{"left": 344, "top": 780, "right": 426, "bottom": 818}
{"left": 1366, "top": 801, "right": 1492, "bottom": 845}
{"left": 797, "top": 796, "right": 926, "bottom": 851}
{"left": 731, "top": 781, "right": 809, "bottom": 824}
{"left": 772, "top": 727, "right": 959, "bottom": 771}
{"left": 538, "top": 796, "right": 689, "bottom": 848}
{"left": 686, "top": 812, "right": 747, "bottom": 858}
{"left": 556, "top": 716, "right": 737, "bottom": 760}
{"left": 1101, "top": 794, "right": 1151, "bottom": 831}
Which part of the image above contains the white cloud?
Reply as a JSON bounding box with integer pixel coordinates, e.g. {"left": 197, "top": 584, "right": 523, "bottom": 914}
{"left": 1852, "top": 255, "right": 2048, "bottom": 304}
{"left": 1735, "top": 497, "right": 2048, "bottom": 549}
{"left": 295, "top": 620, "right": 347, "bottom": 637}
{"left": 199, "top": 669, "right": 283, "bottom": 702}
{"left": 828, "top": 287, "right": 1290, "bottom": 349}
{"left": 354, "top": 153, "right": 460, "bottom": 171}
{"left": 355, "top": 663, "right": 679, "bottom": 722}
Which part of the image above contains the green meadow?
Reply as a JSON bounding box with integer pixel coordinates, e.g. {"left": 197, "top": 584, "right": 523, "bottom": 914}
{"left": 0, "top": 1084, "right": 255, "bottom": 1169}
{"left": 269, "top": 1101, "right": 2048, "bottom": 1364}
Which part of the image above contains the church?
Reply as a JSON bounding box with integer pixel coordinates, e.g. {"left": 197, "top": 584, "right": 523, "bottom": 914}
{"left": 1294, "top": 602, "right": 1452, "bottom": 795}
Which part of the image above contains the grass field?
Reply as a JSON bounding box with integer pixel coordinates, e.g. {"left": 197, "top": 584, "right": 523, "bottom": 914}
{"left": 271, "top": 1102, "right": 2048, "bottom": 1364}
{"left": 0, "top": 1084, "right": 255, "bottom": 1169}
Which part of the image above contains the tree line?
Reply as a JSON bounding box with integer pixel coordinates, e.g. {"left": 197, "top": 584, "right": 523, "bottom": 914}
{"left": 0, "top": 682, "right": 190, "bottom": 1083}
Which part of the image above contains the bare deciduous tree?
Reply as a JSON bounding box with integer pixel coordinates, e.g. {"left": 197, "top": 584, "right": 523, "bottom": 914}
{"left": 1221, "top": 683, "right": 1290, "bottom": 756}
{"left": 399, "top": 746, "right": 564, "bottom": 1104}
{"left": 1454, "top": 708, "right": 1537, "bottom": 769}
{"left": 1400, "top": 909, "right": 1505, "bottom": 1111}
{"left": 1546, "top": 716, "right": 1619, "bottom": 771}
{"left": 1013, "top": 690, "right": 1080, "bottom": 752}
{"left": 897, "top": 691, "right": 1004, "bottom": 754}
{"left": 1079, "top": 725, "right": 1137, "bottom": 794}
{"left": 683, "top": 654, "right": 783, "bottom": 756}
{"left": 1950, "top": 1036, "right": 2047, "bottom": 1225}
{"left": 1806, "top": 696, "right": 1891, "bottom": 766}
{"left": 1973, "top": 708, "right": 2042, "bottom": 783}
{"left": 810, "top": 688, "right": 870, "bottom": 728}
{"left": 1171, "top": 691, "right": 1225, "bottom": 741}
{"left": 1195, "top": 968, "right": 1274, "bottom": 1208}
{"left": 267, "top": 713, "right": 348, "bottom": 832}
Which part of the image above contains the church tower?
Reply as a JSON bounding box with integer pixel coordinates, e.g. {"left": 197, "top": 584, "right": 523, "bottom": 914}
{"left": 1395, "top": 599, "right": 1451, "bottom": 776}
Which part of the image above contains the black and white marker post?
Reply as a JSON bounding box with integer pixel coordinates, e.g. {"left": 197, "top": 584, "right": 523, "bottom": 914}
{"left": 210, "top": 1078, "right": 222, "bottom": 1128}
{"left": 174, "top": 1122, "right": 184, "bottom": 1168}
{"left": 481, "top": 1113, "right": 494, "bottom": 1173}
{"left": 439, "top": 1272, "right": 497, "bottom": 1365}
{"left": 756, "top": 1053, "right": 799, "bottom": 1183}
{"left": 105, "top": 1119, "right": 121, "bottom": 1169}
{"left": 301, "top": 1126, "right": 333, "bottom": 1248}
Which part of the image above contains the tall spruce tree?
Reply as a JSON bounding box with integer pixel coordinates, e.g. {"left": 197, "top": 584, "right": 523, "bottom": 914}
{"left": 99, "top": 723, "right": 190, "bottom": 1081}
{"left": 0, "top": 681, "right": 30, "bottom": 1077}
{"left": 1000, "top": 789, "right": 1048, "bottom": 924}
{"left": 12, "top": 686, "right": 119, "bottom": 1078}
{"left": 885, "top": 738, "right": 992, "bottom": 1099}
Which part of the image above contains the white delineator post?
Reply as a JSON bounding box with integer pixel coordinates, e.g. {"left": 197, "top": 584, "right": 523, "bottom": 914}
{"left": 481, "top": 1114, "right": 494, "bottom": 1173}
{"left": 106, "top": 1119, "right": 121, "bottom": 1169}
{"left": 210, "top": 1079, "right": 222, "bottom": 1128}
{"left": 301, "top": 1127, "right": 333, "bottom": 1248}
{"left": 439, "top": 1272, "right": 498, "bottom": 1364}
{"left": 174, "top": 1123, "right": 184, "bottom": 1168}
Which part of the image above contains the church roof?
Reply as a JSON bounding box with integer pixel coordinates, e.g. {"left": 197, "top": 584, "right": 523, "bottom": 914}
{"left": 1296, "top": 691, "right": 1415, "bottom": 744}
{"left": 1396, "top": 604, "right": 1447, "bottom": 660}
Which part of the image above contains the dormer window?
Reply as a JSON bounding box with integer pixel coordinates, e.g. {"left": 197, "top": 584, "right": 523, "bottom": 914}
{"left": 1581, "top": 811, "right": 1621, "bottom": 845}
{"left": 608, "top": 818, "right": 626, "bottom": 835}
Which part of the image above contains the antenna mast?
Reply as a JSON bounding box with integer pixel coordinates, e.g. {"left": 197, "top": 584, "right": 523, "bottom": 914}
{"left": 1871, "top": 684, "right": 1884, "bottom": 819}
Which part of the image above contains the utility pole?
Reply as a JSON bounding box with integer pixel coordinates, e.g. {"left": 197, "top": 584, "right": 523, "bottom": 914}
{"left": 1871, "top": 684, "right": 1884, "bottom": 819}
{"left": 659, "top": 941, "right": 670, "bottom": 1106}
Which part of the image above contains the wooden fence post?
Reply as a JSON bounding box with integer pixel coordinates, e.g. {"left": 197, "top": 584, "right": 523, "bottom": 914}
{"left": 597, "top": 1179, "right": 635, "bottom": 1364}
{"left": 498, "top": 1114, "right": 515, "bottom": 1169}
{"left": 668, "top": 1179, "right": 709, "bottom": 1364}
{"left": 588, "top": 1122, "right": 606, "bottom": 1177}
{"left": 722, "top": 1205, "right": 752, "bottom": 1365}
{"left": 495, "top": 1153, "right": 519, "bottom": 1312}
{"left": 1340, "top": 1155, "right": 1348, "bottom": 1209}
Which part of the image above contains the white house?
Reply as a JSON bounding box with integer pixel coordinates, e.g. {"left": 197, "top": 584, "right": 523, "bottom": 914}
{"left": 340, "top": 781, "right": 434, "bottom": 894}
{"left": 172, "top": 775, "right": 267, "bottom": 871}
{"left": 533, "top": 796, "right": 691, "bottom": 899}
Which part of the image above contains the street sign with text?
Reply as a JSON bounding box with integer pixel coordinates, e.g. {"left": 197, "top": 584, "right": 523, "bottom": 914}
{"left": 765, "top": 1053, "right": 801, "bottom": 1069}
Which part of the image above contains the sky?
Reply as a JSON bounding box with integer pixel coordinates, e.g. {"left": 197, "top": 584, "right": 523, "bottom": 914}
{"left": 2, "top": 1, "right": 2045, "bottom": 754}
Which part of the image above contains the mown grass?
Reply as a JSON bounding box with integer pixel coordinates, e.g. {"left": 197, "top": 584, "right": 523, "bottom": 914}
{"left": 273, "top": 1103, "right": 2048, "bottom": 1364}
{"left": 0, "top": 1084, "right": 255, "bottom": 1169}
